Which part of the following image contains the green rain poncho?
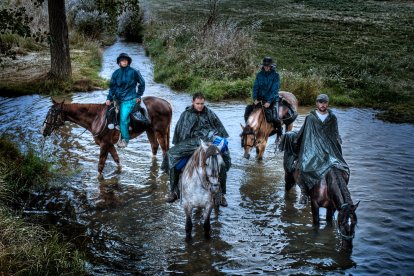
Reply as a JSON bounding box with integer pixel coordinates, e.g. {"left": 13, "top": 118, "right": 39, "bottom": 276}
{"left": 165, "top": 105, "right": 230, "bottom": 171}
{"left": 294, "top": 109, "right": 349, "bottom": 190}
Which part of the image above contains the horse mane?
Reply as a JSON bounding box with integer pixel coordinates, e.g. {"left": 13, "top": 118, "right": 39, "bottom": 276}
{"left": 247, "top": 107, "right": 264, "bottom": 130}
{"left": 185, "top": 144, "right": 220, "bottom": 178}
{"left": 328, "top": 167, "right": 353, "bottom": 206}
{"left": 62, "top": 103, "right": 106, "bottom": 114}
{"left": 186, "top": 145, "right": 206, "bottom": 178}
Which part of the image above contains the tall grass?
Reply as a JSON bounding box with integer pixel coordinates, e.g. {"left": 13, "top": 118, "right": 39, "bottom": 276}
{"left": 144, "top": 18, "right": 258, "bottom": 99}
{"left": 0, "top": 207, "right": 85, "bottom": 274}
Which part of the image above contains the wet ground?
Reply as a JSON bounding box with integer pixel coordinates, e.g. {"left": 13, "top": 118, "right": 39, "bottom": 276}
{"left": 1, "top": 40, "right": 414, "bottom": 275}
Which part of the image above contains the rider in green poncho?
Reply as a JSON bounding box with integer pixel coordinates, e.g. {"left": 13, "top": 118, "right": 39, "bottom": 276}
{"left": 281, "top": 94, "right": 350, "bottom": 204}
{"left": 164, "top": 93, "right": 231, "bottom": 206}
{"left": 295, "top": 94, "right": 350, "bottom": 193}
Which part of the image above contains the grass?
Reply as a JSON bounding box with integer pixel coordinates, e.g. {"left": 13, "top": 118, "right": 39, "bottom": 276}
{"left": 141, "top": 0, "right": 414, "bottom": 123}
{"left": 0, "top": 207, "right": 85, "bottom": 275}
{"left": 0, "top": 138, "right": 85, "bottom": 274}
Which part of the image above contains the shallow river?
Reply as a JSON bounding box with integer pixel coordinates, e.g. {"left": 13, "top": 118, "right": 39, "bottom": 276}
{"left": 1, "top": 41, "right": 414, "bottom": 275}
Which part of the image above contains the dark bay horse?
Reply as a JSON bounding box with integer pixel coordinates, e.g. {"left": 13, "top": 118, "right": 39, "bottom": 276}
{"left": 41, "top": 96, "right": 172, "bottom": 179}
{"left": 241, "top": 91, "right": 298, "bottom": 160}
{"left": 281, "top": 133, "right": 359, "bottom": 250}
{"left": 181, "top": 140, "right": 224, "bottom": 241}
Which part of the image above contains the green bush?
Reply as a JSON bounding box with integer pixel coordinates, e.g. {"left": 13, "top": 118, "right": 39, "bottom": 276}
{"left": 0, "top": 138, "right": 52, "bottom": 199}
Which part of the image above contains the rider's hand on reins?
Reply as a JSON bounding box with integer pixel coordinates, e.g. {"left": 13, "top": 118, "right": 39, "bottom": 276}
{"left": 105, "top": 100, "right": 111, "bottom": 106}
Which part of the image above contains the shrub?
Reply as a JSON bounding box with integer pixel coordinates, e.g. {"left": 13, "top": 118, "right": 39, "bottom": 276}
{"left": 73, "top": 10, "right": 110, "bottom": 39}
{"left": 118, "top": 10, "right": 144, "bottom": 42}
{"left": 281, "top": 70, "right": 324, "bottom": 105}
{"left": 0, "top": 138, "right": 52, "bottom": 200}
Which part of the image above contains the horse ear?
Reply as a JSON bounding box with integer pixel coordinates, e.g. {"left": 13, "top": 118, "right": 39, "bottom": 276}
{"left": 52, "top": 98, "right": 57, "bottom": 104}
{"left": 352, "top": 201, "right": 360, "bottom": 210}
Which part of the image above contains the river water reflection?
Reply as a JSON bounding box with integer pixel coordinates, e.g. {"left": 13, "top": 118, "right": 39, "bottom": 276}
{"left": 1, "top": 41, "right": 413, "bottom": 275}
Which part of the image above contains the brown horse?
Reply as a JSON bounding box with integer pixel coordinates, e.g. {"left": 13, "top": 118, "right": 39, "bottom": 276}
{"left": 281, "top": 133, "right": 359, "bottom": 250}
{"left": 240, "top": 91, "right": 298, "bottom": 160}
{"left": 41, "top": 96, "right": 172, "bottom": 179}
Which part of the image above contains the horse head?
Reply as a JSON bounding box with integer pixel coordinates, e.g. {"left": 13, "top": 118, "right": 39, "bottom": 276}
{"left": 41, "top": 99, "right": 65, "bottom": 137}
{"left": 240, "top": 123, "right": 256, "bottom": 159}
{"left": 201, "top": 140, "right": 224, "bottom": 194}
{"left": 337, "top": 201, "right": 359, "bottom": 250}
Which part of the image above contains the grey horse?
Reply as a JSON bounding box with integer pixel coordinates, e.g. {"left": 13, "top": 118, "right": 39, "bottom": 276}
{"left": 180, "top": 140, "right": 224, "bottom": 241}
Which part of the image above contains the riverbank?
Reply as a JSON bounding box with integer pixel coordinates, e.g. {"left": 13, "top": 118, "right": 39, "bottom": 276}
{"left": 0, "top": 34, "right": 109, "bottom": 96}
{"left": 0, "top": 138, "right": 85, "bottom": 274}
{"left": 141, "top": 0, "right": 414, "bottom": 123}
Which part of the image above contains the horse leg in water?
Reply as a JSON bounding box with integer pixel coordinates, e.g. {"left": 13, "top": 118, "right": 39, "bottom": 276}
{"left": 98, "top": 143, "right": 110, "bottom": 179}
{"left": 108, "top": 144, "right": 121, "bottom": 172}
{"left": 145, "top": 128, "right": 160, "bottom": 156}
{"left": 258, "top": 140, "right": 268, "bottom": 160}
{"left": 203, "top": 204, "right": 214, "bottom": 239}
{"left": 326, "top": 207, "right": 335, "bottom": 224}
{"left": 184, "top": 205, "right": 193, "bottom": 241}
{"left": 155, "top": 129, "right": 169, "bottom": 157}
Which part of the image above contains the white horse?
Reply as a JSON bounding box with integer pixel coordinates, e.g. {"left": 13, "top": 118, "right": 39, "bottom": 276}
{"left": 180, "top": 140, "right": 224, "bottom": 241}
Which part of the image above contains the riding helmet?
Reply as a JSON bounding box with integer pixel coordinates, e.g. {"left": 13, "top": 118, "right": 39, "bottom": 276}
{"left": 262, "top": 57, "right": 273, "bottom": 66}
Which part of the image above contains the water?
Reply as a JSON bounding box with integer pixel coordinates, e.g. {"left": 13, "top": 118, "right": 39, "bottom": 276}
{"left": 1, "top": 40, "right": 413, "bottom": 275}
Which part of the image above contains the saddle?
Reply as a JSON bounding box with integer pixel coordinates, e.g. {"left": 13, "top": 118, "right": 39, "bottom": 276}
{"left": 105, "top": 101, "right": 151, "bottom": 134}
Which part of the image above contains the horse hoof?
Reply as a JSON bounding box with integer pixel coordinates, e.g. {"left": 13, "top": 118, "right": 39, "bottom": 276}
{"left": 97, "top": 173, "right": 104, "bottom": 180}
{"left": 116, "top": 165, "right": 122, "bottom": 173}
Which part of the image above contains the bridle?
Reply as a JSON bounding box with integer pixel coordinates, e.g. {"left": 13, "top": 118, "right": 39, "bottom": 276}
{"left": 241, "top": 127, "right": 257, "bottom": 148}
{"left": 241, "top": 104, "right": 266, "bottom": 148}
{"left": 337, "top": 203, "right": 356, "bottom": 241}
{"left": 42, "top": 104, "right": 65, "bottom": 135}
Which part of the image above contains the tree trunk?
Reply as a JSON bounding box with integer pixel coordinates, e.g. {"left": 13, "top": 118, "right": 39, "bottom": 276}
{"left": 47, "top": 0, "right": 71, "bottom": 80}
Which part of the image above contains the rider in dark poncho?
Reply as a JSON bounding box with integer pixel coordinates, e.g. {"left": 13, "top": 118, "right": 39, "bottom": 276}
{"left": 164, "top": 93, "right": 231, "bottom": 206}
{"left": 282, "top": 94, "right": 349, "bottom": 202}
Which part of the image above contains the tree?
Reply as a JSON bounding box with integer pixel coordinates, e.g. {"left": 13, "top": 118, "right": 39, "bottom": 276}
{"left": 47, "top": 0, "right": 71, "bottom": 80}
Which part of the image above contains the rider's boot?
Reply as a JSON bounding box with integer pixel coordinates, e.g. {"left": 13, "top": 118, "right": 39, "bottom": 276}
{"left": 219, "top": 167, "right": 228, "bottom": 207}
{"left": 166, "top": 168, "right": 180, "bottom": 203}
{"left": 219, "top": 194, "right": 228, "bottom": 207}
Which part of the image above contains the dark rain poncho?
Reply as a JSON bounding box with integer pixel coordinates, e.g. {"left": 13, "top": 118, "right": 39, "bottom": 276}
{"left": 165, "top": 105, "right": 231, "bottom": 171}
{"left": 293, "top": 109, "right": 349, "bottom": 190}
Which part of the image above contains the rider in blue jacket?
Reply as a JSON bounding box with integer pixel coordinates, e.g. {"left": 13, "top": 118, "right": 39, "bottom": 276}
{"left": 105, "top": 53, "right": 145, "bottom": 148}
{"left": 244, "top": 57, "right": 280, "bottom": 130}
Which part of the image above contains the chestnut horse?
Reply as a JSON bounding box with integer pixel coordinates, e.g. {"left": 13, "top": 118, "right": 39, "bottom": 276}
{"left": 41, "top": 96, "right": 172, "bottom": 179}
{"left": 240, "top": 91, "right": 298, "bottom": 160}
{"left": 280, "top": 132, "right": 359, "bottom": 250}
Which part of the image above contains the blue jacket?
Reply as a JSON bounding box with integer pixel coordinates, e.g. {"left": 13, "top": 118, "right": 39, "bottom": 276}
{"left": 252, "top": 66, "right": 280, "bottom": 104}
{"left": 107, "top": 66, "right": 145, "bottom": 101}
